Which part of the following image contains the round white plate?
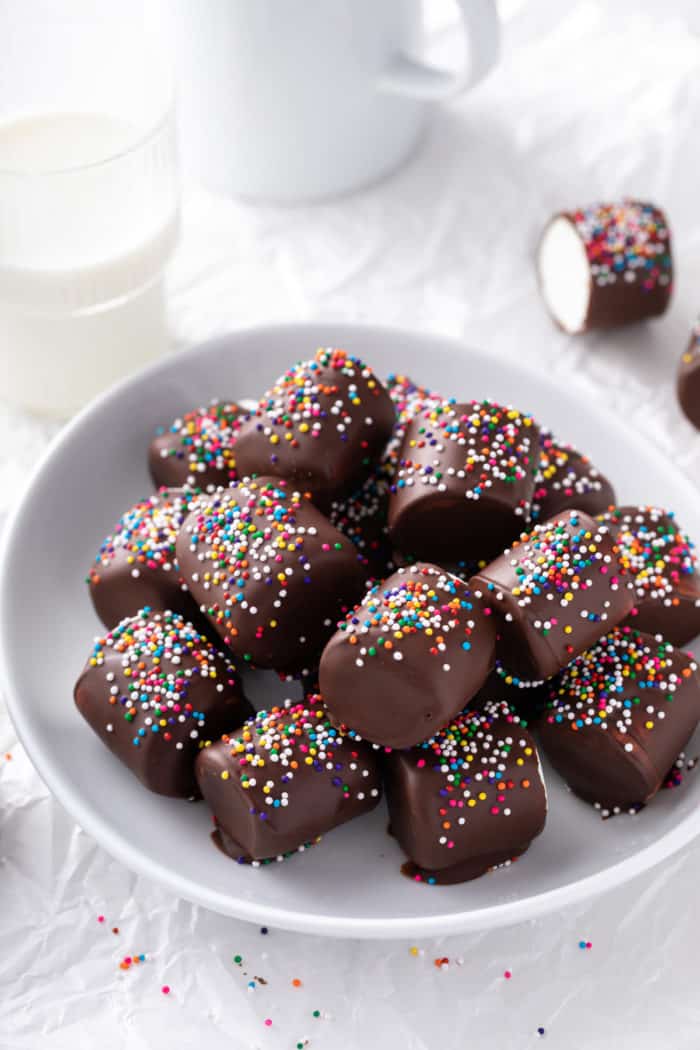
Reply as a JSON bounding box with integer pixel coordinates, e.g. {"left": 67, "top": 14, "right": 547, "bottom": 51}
{"left": 2, "top": 322, "right": 699, "bottom": 939}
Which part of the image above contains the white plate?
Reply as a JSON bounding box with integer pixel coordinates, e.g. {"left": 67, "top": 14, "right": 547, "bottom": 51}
{"left": 2, "top": 322, "right": 699, "bottom": 939}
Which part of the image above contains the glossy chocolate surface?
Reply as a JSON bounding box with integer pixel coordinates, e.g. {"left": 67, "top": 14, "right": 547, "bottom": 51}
{"left": 88, "top": 488, "right": 202, "bottom": 629}
{"left": 384, "top": 701, "right": 546, "bottom": 884}
{"left": 388, "top": 399, "right": 540, "bottom": 563}
{"left": 600, "top": 505, "right": 700, "bottom": 646}
{"left": 531, "top": 432, "right": 615, "bottom": 523}
{"left": 196, "top": 698, "right": 382, "bottom": 862}
{"left": 234, "top": 349, "right": 395, "bottom": 511}
{"left": 74, "top": 609, "right": 251, "bottom": 798}
{"left": 149, "top": 401, "right": 246, "bottom": 491}
{"left": 176, "top": 477, "right": 368, "bottom": 672}
{"left": 471, "top": 510, "right": 634, "bottom": 680}
{"left": 538, "top": 627, "right": 700, "bottom": 812}
{"left": 320, "top": 563, "right": 496, "bottom": 748}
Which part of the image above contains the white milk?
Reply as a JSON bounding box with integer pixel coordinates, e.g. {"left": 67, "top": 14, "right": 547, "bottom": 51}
{"left": 0, "top": 111, "right": 179, "bottom": 417}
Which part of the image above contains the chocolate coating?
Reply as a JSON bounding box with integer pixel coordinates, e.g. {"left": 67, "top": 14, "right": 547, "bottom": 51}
{"left": 195, "top": 698, "right": 382, "bottom": 863}
{"left": 538, "top": 627, "right": 700, "bottom": 812}
{"left": 677, "top": 324, "right": 700, "bottom": 430}
{"left": 471, "top": 510, "right": 634, "bottom": 680}
{"left": 149, "top": 400, "right": 246, "bottom": 491}
{"left": 319, "top": 563, "right": 496, "bottom": 748}
{"left": 328, "top": 470, "right": 393, "bottom": 578}
{"left": 384, "top": 701, "right": 546, "bottom": 884}
{"left": 388, "top": 400, "right": 540, "bottom": 563}
{"left": 531, "top": 431, "right": 615, "bottom": 523}
{"left": 538, "top": 200, "right": 673, "bottom": 334}
{"left": 74, "top": 609, "right": 251, "bottom": 798}
{"left": 176, "top": 477, "right": 368, "bottom": 673}
{"left": 476, "top": 661, "right": 547, "bottom": 722}
{"left": 600, "top": 505, "right": 700, "bottom": 646}
{"left": 233, "top": 349, "right": 395, "bottom": 512}
{"left": 88, "top": 488, "right": 202, "bottom": 629}
{"left": 392, "top": 548, "right": 485, "bottom": 584}
{"left": 328, "top": 374, "right": 447, "bottom": 578}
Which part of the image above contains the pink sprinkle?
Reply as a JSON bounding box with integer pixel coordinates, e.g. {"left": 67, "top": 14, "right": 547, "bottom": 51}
{"left": 504, "top": 970, "right": 512, "bottom": 979}
{"left": 264, "top": 1018, "right": 272, "bottom": 1027}
{"left": 97, "top": 915, "right": 105, "bottom": 923}
{"left": 416, "top": 758, "right": 426, "bottom": 768}
{"left": 162, "top": 985, "right": 170, "bottom": 995}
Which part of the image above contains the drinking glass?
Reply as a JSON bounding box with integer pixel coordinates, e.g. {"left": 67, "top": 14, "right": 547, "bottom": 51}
{"left": 0, "top": 0, "right": 179, "bottom": 417}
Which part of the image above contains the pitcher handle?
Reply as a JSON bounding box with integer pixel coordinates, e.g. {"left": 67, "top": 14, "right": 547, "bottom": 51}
{"left": 379, "top": 0, "right": 500, "bottom": 101}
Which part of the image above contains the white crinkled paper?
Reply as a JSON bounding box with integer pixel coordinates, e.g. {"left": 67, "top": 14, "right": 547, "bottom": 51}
{"left": 3, "top": 2, "right": 700, "bottom": 1047}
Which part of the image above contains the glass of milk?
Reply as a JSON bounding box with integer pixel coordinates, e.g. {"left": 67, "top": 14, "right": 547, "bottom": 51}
{"left": 0, "top": 1, "right": 179, "bottom": 418}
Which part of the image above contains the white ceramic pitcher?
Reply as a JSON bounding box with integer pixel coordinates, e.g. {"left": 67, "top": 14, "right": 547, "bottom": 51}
{"left": 161, "top": 0, "right": 500, "bottom": 202}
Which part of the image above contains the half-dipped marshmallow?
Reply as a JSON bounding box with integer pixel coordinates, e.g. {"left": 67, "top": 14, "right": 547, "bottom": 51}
{"left": 537, "top": 200, "right": 672, "bottom": 334}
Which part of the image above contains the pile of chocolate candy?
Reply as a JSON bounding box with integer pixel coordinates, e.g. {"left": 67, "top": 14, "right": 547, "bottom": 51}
{"left": 75, "top": 344, "right": 700, "bottom": 886}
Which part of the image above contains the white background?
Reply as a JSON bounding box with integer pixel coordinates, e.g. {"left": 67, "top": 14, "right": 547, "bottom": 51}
{"left": 3, "top": 1, "right": 700, "bottom": 1047}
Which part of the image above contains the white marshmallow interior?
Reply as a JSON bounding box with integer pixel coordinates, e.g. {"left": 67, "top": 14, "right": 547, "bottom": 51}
{"left": 537, "top": 216, "right": 591, "bottom": 334}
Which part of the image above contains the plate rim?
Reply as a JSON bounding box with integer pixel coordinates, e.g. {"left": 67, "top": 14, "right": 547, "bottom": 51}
{"left": 2, "top": 319, "right": 698, "bottom": 938}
